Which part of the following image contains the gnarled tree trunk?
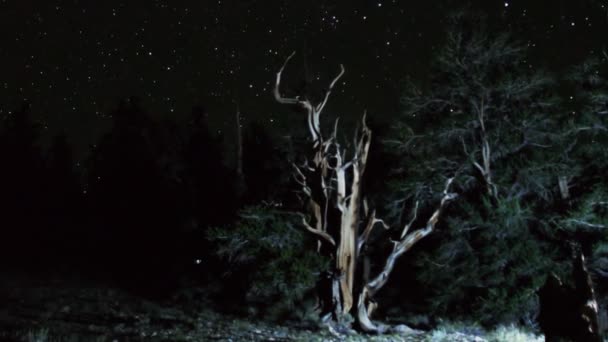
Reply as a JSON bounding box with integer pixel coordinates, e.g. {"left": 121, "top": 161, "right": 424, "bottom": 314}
{"left": 274, "top": 52, "right": 457, "bottom": 333}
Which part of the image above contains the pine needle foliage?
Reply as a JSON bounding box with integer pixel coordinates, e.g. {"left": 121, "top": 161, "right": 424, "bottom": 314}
{"left": 416, "top": 196, "right": 554, "bottom": 325}
{"left": 387, "top": 14, "right": 563, "bottom": 325}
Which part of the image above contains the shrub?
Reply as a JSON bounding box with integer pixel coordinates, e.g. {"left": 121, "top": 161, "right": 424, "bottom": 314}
{"left": 207, "top": 204, "right": 328, "bottom": 320}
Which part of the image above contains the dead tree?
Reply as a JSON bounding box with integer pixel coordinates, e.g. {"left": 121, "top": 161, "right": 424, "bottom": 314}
{"left": 274, "top": 52, "right": 457, "bottom": 333}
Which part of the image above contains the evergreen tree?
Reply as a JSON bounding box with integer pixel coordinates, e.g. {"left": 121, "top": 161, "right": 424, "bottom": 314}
{"left": 561, "top": 56, "right": 608, "bottom": 197}
{"left": 43, "top": 132, "right": 84, "bottom": 263}
{"left": 387, "top": 14, "right": 563, "bottom": 325}
{"left": 85, "top": 97, "right": 182, "bottom": 291}
{"left": 556, "top": 55, "right": 608, "bottom": 327}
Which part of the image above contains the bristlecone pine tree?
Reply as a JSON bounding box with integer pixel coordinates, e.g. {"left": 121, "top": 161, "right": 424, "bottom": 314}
{"left": 273, "top": 52, "right": 458, "bottom": 333}
{"left": 384, "top": 14, "right": 567, "bottom": 324}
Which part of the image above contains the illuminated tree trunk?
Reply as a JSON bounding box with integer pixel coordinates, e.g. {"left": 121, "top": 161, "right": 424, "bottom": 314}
{"left": 274, "top": 52, "right": 457, "bottom": 333}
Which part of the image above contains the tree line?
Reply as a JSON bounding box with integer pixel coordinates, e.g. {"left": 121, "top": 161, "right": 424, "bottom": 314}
{"left": 0, "top": 96, "right": 294, "bottom": 296}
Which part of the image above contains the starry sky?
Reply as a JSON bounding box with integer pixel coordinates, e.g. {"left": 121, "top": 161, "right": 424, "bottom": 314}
{"left": 1, "top": 0, "right": 607, "bottom": 157}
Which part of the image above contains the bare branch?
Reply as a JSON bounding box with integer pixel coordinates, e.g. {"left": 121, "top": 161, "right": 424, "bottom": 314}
{"left": 565, "top": 219, "right": 607, "bottom": 230}
{"left": 357, "top": 177, "right": 457, "bottom": 333}
{"left": 274, "top": 51, "right": 318, "bottom": 142}
{"left": 400, "top": 201, "right": 419, "bottom": 239}
{"left": 292, "top": 163, "right": 311, "bottom": 196}
{"left": 273, "top": 51, "right": 299, "bottom": 105}
{"left": 357, "top": 210, "right": 390, "bottom": 255}
{"left": 316, "top": 64, "right": 345, "bottom": 114}
{"left": 299, "top": 213, "right": 336, "bottom": 246}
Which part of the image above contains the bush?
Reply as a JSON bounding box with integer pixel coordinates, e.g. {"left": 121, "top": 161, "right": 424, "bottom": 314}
{"left": 207, "top": 204, "right": 328, "bottom": 320}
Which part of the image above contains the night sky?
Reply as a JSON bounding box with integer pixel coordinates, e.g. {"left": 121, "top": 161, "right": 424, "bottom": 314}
{"left": 2, "top": 0, "right": 607, "bottom": 158}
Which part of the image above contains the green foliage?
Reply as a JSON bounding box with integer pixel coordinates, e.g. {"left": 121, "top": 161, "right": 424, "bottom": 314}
{"left": 486, "top": 324, "right": 543, "bottom": 342}
{"left": 416, "top": 197, "right": 554, "bottom": 325}
{"left": 424, "top": 321, "right": 485, "bottom": 342}
{"left": 387, "top": 13, "right": 562, "bottom": 203}
{"left": 562, "top": 57, "right": 608, "bottom": 186}
{"left": 560, "top": 188, "right": 608, "bottom": 232}
{"left": 559, "top": 187, "right": 608, "bottom": 280}
{"left": 26, "top": 328, "right": 49, "bottom": 342}
{"left": 207, "top": 204, "right": 329, "bottom": 320}
{"left": 387, "top": 14, "right": 569, "bottom": 326}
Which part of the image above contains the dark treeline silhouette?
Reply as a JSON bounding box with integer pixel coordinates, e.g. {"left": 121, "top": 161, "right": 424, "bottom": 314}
{"left": 0, "top": 97, "right": 288, "bottom": 297}
{"left": 0, "top": 102, "right": 47, "bottom": 268}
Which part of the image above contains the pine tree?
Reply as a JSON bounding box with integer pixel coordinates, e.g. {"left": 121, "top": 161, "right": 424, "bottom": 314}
{"left": 387, "top": 14, "right": 563, "bottom": 324}
{"left": 556, "top": 55, "right": 608, "bottom": 329}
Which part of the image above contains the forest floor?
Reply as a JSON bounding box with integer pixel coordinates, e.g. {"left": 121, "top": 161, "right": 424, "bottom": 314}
{"left": 0, "top": 272, "right": 541, "bottom": 342}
